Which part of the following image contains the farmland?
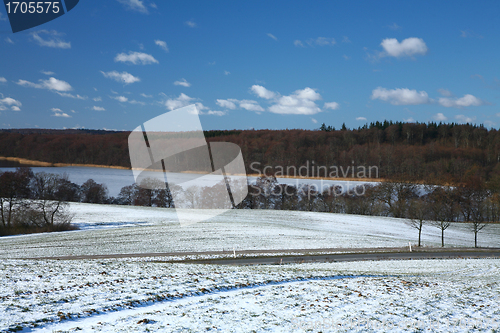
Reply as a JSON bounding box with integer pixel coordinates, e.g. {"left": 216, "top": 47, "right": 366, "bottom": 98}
{"left": 0, "top": 204, "right": 499, "bottom": 332}
{"left": 1, "top": 259, "right": 499, "bottom": 332}
{"left": 0, "top": 203, "right": 499, "bottom": 259}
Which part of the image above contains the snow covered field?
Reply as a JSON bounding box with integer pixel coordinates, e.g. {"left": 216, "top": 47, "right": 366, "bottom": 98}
{"left": 1, "top": 204, "right": 499, "bottom": 332}
{"left": 0, "top": 203, "right": 499, "bottom": 259}
{"left": 0, "top": 258, "right": 499, "bottom": 332}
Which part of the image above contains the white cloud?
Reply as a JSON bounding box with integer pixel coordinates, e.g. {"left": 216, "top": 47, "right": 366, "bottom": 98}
{"left": 128, "top": 99, "right": 145, "bottom": 105}
{"left": 356, "top": 117, "right": 367, "bottom": 121}
{"left": 224, "top": 70, "right": 231, "bottom": 75}
{"left": 92, "top": 106, "right": 105, "bottom": 111}
{"left": 295, "top": 37, "right": 336, "bottom": 47}
{"left": 31, "top": 30, "right": 71, "bottom": 49}
{"left": 101, "top": 71, "right": 140, "bottom": 84}
{"left": 324, "top": 102, "right": 340, "bottom": 110}
{"left": 307, "top": 37, "right": 336, "bottom": 46}
{"left": 0, "top": 77, "right": 6, "bottom": 83}
{"left": 155, "top": 40, "right": 169, "bottom": 52}
{"left": 42, "top": 78, "right": 72, "bottom": 91}
{"left": 455, "top": 114, "right": 476, "bottom": 123}
{"left": 388, "top": 23, "right": 402, "bottom": 31}
{"left": 41, "top": 70, "right": 55, "bottom": 75}
{"left": 269, "top": 96, "right": 321, "bottom": 115}
{"left": 0, "top": 97, "right": 21, "bottom": 106}
{"left": 371, "top": 87, "right": 430, "bottom": 105}
{"left": 56, "top": 92, "right": 87, "bottom": 99}
{"left": 295, "top": 87, "right": 321, "bottom": 100}
{"left": 163, "top": 94, "right": 221, "bottom": 115}
{"left": 174, "top": 78, "right": 191, "bottom": 87}
{"left": 311, "top": 118, "right": 318, "bottom": 124}
{"left": 484, "top": 120, "right": 495, "bottom": 128}
{"left": 437, "top": 88, "right": 453, "bottom": 97}
{"left": 206, "top": 110, "right": 226, "bottom": 116}
{"left": 251, "top": 85, "right": 277, "bottom": 100}
{"left": 0, "top": 97, "right": 22, "bottom": 111}
{"left": 404, "top": 117, "right": 415, "bottom": 122}
{"left": 5, "top": 37, "right": 14, "bottom": 44}
{"left": 51, "top": 108, "right": 71, "bottom": 118}
{"left": 0, "top": 12, "right": 6, "bottom": 21}
{"left": 115, "top": 52, "right": 158, "bottom": 65}
{"left": 165, "top": 93, "right": 194, "bottom": 110}
{"left": 117, "top": 0, "right": 148, "bottom": 13}
{"left": 433, "top": 113, "right": 448, "bottom": 121}
{"left": 216, "top": 98, "right": 263, "bottom": 112}
{"left": 250, "top": 86, "right": 326, "bottom": 115}
{"left": 460, "top": 30, "right": 483, "bottom": 39}
{"left": 16, "top": 77, "right": 73, "bottom": 92}
{"left": 294, "top": 40, "right": 304, "bottom": 47}
{"left": 110, "top": 95, "right": 145, "bottom": 105}
{"left": 438, "top": 94, "right": 485, "bottom": 108}
{"left": 216, "top": 99, "right": 237, "bottom": 110}
{"left": 185, "top": 20, "right": 197, "bottom": 28}
{"left": 159, "top": 94, "right": 224, "bottom": 116}
{"left": 239, "top": 100, "right": 265, "bottom": 112}
{"left": 342, "top": 36, "right": 351, "bottom": 43}
{"left": 93, "top": 97, "right": 102, "bottom": 102}
{"left": 380, "top": 37, "right": 427, "bottom": 58}
{"left": 267, "top": 33, "right": 278, "bottom": 41}
{"left": 141, "top": 93, "right": 152, "bottom": 98}
{"left": 114, "top": 96, "right": 129, "bottom": 102}
{"left": 343, "top": 55, "right": 350, "bottom": 60}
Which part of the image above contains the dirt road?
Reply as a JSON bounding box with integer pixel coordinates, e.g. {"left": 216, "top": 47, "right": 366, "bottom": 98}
{"left": 29, "top": 247, "right": 500, "bottom": 265}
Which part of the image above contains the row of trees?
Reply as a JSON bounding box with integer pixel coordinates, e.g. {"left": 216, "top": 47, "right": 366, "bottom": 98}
{"left": 0, "top": 168, "right": 109, "bottom": 235}
{"left": 109, "top": 173, "right": 496, "bottom": 248}
{"left": 3, "top": 122, "right": 500, "bottom": 185}
{"left": 234, "top": 175, "right": 495, "bottom": 248}
{"left": 1, "top": 166, "right": 496, "bottom": 247}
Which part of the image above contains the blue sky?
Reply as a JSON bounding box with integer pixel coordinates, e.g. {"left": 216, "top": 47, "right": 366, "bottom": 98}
{"left": 1, "top": 0, "right": 500, "bottom": 131}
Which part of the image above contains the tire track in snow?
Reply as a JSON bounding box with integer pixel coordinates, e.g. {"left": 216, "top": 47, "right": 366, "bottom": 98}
{"left": 20, "top": 275, "right": 381, "bottom": 333}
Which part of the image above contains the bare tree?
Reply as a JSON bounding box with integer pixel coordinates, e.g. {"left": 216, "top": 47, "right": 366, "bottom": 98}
{"left": 427, "top": 187, "right": 457, "bottom": 247}
{"left": 30, "top": 172, "right": 73, "bottom": 228}
{"left": 81, "top": 179, "right": 108, "bottom": 204}
{"left": 255, "top": 175, "right": 278, "bottom": 209}
{"left": 407, "top": 197, "right": 429, "bottom": 247}
{"left": 469, "top": 187, "right": 488, "bottom": 248}
{"left": 456, "top": 174, "right": 489, "bottom": 248}
{"left": 117, "top": 184, "right": 138, "bottom": 205}
{"left": 0, "top": 168, "right": 33, "bottom": 228}
{"left": 374, "top": 181, "right": 419, "bottom": 218}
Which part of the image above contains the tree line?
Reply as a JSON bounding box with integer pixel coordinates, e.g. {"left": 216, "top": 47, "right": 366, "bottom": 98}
{"left": 2, "top": 121, "right": 500, "bottom": 185}
{"left": 110, "top": 171, "right": 496, "bottom": 248}
{"left": 1, "top": 167, "right": 497, "bottom": 247}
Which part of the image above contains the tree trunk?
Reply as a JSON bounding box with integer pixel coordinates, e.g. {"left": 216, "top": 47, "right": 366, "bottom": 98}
{"left": 441, "top": 227, "right": 444, "bottom": 247}
{"left": 418, "top": 225, "right": 422, "bottom": 247}
{"left": 474, "top": 230, "right": 478, "bottom": 248}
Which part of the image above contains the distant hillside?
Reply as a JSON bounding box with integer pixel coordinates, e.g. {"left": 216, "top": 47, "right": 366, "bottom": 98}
{"left": 1, "top": 121, "right": 500, "bottom": 186}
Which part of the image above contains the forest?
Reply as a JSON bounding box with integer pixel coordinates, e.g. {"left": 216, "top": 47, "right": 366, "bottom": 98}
{"left": 1, "top": 121, "right": 500, "bottom": 187}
